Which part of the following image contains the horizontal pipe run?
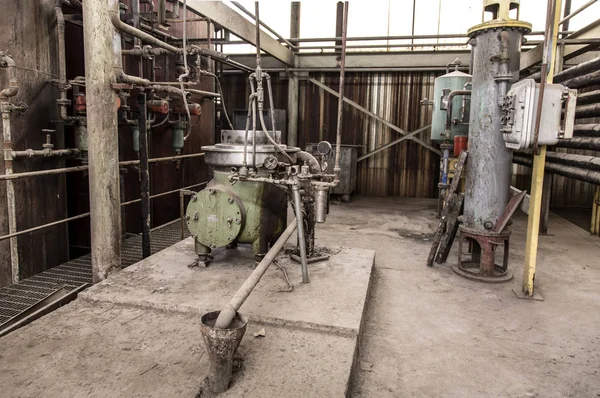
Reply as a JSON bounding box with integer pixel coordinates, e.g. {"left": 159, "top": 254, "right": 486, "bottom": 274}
{"left": 561, "top": 69, "right": 600, "bottom": 89}
{"left": 516, "top": 150, "right": 600, "bottom": 171}
{"left": 575, "top": 103, "right": 600, "bottom": 118}
{"left": 12, "top": 148, "right": 80, "bottom": 159}
{"left": 559, "top": 0, "right": 598, "bottom": 26}
{"left": 555, "top": 137, "right": 600, "bottom": 150}
{"left": 0, "top": 153, "right": 205, "bottom": 181}
{"left": 574, "top": 124, "right": 600, "bottom": 136}
{"left": 0, "top": 181, "right": 208, "bottom": 242}
{"left": 513, "top": 155, "right": 600, "bottom": 185}
{"left": 576, "top": 90, "right": 600, "bottom": 105}
{"left": 553, "top": 56, "right": 600, "bottom": 83}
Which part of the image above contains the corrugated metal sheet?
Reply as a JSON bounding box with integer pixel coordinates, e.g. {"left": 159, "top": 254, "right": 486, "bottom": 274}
{"left": 222, "top": 71, "right": 440, "bottom": 198}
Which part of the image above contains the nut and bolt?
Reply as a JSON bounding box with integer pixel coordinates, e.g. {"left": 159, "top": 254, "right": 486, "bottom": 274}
{"left": 193, "top": 211, "right": 199, "bottom": 221}
{"left": 191, "top": 194, "right": 197, "bottom": 202}
{"left": 208, "top": 189, "right": 215, "bottom": 195}
{"left": 228, "top": 197, "right": 234, "bottom": 204}
{"left": 184, "top": 214, "right": 190, "bottom": 220}
{"left": 235, "top": 218, "right": 241, "bottom": 225}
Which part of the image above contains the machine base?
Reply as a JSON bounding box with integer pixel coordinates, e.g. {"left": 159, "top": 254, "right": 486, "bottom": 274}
{"left": 454, "top": 226, "right": 513, "bottom": 283}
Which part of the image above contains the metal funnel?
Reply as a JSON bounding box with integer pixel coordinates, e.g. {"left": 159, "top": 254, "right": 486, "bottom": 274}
{"left": 200, "top": 310, "right": 248, "bottom": 393}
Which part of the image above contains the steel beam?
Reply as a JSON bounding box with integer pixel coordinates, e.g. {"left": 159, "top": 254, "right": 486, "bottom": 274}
{"left": 226, "top": 50, "right": 471, "bottom": 71}
{"left": 520, "top": 18, "right": 600, "bottom": 71}
{"left": 305, "top": 77, "right": 440, "bottom": 155}
{"left": 186, "top": 1, "right": 294, "bottom": 66}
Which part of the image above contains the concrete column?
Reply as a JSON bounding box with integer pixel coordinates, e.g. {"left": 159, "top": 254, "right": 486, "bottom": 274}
{"left": 83, "top": 0, "right": 122, "bottom": 283}
{"left": 287, "top": 2, "right": 300, "bottom": 147}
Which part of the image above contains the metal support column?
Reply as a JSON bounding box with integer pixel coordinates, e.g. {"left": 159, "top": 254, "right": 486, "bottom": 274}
{"left": 522, "top": 0, "right": 562, "bottom": 297}
{"left": 83, "top": 0, "right": 122, "bottom": 283}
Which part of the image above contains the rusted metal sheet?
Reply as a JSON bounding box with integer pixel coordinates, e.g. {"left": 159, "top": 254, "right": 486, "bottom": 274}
{"left": 222, "top": 71, "right": 440, "bottom": 198}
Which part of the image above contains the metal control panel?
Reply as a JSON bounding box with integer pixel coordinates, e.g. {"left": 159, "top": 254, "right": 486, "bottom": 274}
{"left": 501, "top": 79, "right": 577, "bottom": 150}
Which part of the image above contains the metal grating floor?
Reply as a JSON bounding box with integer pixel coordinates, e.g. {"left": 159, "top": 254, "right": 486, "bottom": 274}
{"left": 0, "top": 221, "right": 186, "bottom": 325}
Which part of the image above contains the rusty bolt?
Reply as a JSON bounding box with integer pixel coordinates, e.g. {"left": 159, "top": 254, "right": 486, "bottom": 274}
{"left": 184, "top": 214, "right": 190, "bottom": 220}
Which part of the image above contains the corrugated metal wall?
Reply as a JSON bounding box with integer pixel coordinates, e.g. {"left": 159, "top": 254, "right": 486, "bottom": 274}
{"left": 222, "top": 71, "right": 440, "bottom": 198}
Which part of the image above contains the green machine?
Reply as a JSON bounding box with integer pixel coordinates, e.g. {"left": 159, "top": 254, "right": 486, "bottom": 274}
{"left": 186, "top": 129, "right": 302, "bottom": 264}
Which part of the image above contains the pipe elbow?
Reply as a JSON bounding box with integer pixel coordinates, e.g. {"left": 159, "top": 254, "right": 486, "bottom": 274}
{"left": 0, "top": 84, "right": 18, "bottom": 99}
{"left": 296, "top": 151, "right": 322, "bottom": 174}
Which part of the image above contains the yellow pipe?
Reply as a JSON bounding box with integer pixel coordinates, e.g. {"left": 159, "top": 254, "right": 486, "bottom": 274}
{"left": 522, "top": 0, "right": 562, "bottom": 296}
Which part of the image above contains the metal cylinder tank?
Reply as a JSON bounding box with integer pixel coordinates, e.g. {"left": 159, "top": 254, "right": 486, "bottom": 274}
{"left": 463, "top": 5, "right": 531, "bottom": 231}
{"left": 431, "top": 70, "right": 472, "bottom": 141}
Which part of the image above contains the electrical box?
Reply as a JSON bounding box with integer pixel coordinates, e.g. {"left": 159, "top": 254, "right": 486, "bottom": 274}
{"left": 501, "top": 79, "right": 577, "bottom": 150}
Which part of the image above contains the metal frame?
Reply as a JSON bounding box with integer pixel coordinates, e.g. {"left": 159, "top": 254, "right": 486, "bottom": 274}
{"left": 521, "top": 18, "right": 600, "bottom": 71}
{"left": 186, "top": 0, "right": 294, "bottom": 65}
{"left": 305, "top": 77, "right": 441, "bottom": 156}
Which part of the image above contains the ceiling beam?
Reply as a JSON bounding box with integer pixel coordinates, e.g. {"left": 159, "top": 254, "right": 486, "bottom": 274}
{"left": 186, "top": 0, "right": 295, "bottom": 66}
{"left": 520, "top": 19, "right": 600, "bottom": 72}
{"left": 226, "top": 50, "right": 471, "bottom": 71}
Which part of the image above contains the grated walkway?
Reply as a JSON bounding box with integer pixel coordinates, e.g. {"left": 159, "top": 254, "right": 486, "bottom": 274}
{"left": 0, "top": 221, "right": 184, "bottom": 325}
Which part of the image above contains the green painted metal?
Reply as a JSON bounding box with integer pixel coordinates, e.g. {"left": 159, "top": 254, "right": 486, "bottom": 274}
{"left": 186, "top": 171, "right": 287, "bottom": 257}
{"left": 431, "top": 70, "right": 472, "bottom": 141}
{"left": 172, "top": 122, "right": 185, "bottom": 154}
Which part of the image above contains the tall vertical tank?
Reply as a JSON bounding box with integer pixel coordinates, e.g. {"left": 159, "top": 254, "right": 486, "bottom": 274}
{"left": 463, "top": 0, "right": 531, "bottom": 231}
{"left": 431, "top": 70, "right": 472, "bottom": 141}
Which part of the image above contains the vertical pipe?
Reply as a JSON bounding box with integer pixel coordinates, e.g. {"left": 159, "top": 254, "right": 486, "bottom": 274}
{"left": 333, "top": 2, "right": 348, "bottom": 183}
{"left": 137, "top": 93, "right": 151, "bottom": 258}
{"left": 2, "top": 107, "right": 19, "bottom": 282}
{"left": 288, "top": 2, "right": 300, "bottom": 146}
{"left": 54, "top": 1, "right": 68, "bottom": 121}
{"left": 83, "top": 0, "right": 122, "bottom": 283}
{"left": 292, "top": 185, "right": 309, "bottom": 283}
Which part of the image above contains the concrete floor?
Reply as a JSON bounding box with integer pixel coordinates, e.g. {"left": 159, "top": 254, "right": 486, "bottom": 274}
{"left": 317, "top": 197, "right": 600, "bottom": 397}
{"left": 1, "top": 197, "right": 600, "bottom": 397}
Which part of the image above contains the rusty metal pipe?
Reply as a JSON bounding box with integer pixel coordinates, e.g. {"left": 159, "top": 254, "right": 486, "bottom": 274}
{"left": 2, "top": 105, "right": 19, "bottom": 282}
{"left": 109, "top": 8, "right": 179, "bottom": 54}
{"left": 0, "top": 181, "right": 208, "bottom": 243}
{"left": 293, "top": 185, "right": 309, "bottom": 283}
{"left": 0, "top": 53, "right": 18, "bottom": 99}
{"left": 333, "top": 2, "right": 348, "bottom": 185}
{"left": 55, "top": 1, "right": 69, "bottom": 120}
{"left": 214, "top": 220, "right": 298, "bottom": 329}
{"left": 12, "top": 148, "right": 79, "bottom": 158}
{"left": 137, "top": 93, "right": 151, "bottom": 258}
{"left": 0, "top": 152, "right": 205, "bottom": 181}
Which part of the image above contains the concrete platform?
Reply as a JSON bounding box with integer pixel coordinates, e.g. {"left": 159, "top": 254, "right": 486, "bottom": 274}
{"left": 0, "top": 238, "right": 375, "bottom": 397}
